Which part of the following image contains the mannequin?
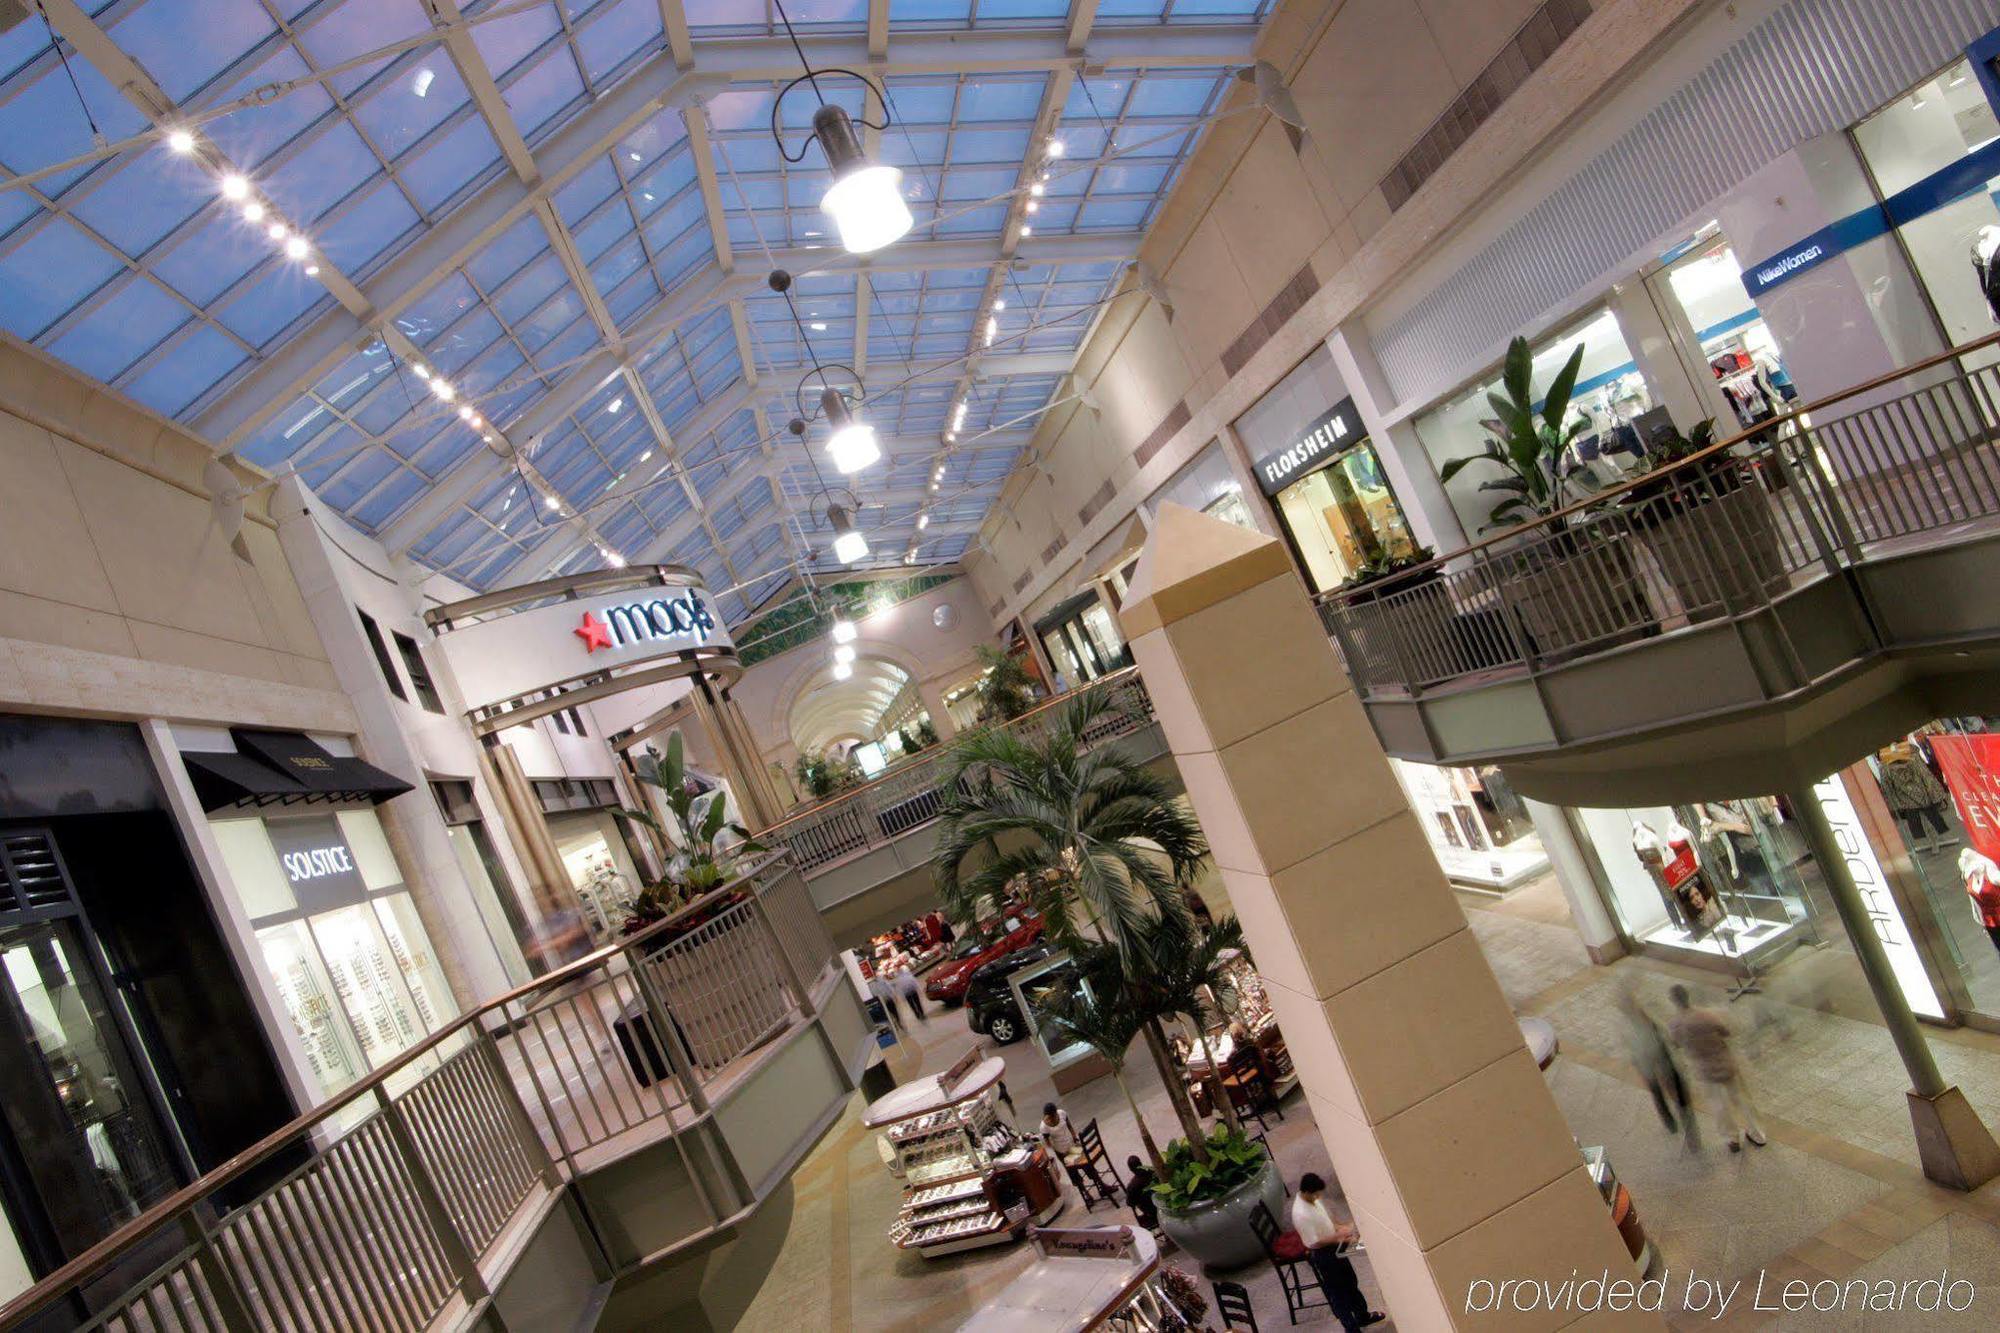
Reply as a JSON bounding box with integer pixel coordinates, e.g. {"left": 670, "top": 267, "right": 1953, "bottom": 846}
{"left": 1634, "top": 819, "right": 1721, "bottom": 935}
{"left": 1878, "top": 740, "right": 1958, "bottom": 854}
{"left": 1973, "top": 225, "right": 2000, "bottom": 325}
{"left": 1962, "top": 847, "right": 2000, "bottom": 958}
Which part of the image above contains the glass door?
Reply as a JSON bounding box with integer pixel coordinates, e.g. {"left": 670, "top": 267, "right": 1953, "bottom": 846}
{"left": 0, "top": 919, "right": 179, "bottom": 1266}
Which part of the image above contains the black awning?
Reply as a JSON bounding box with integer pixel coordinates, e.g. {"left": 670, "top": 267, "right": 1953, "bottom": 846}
{"left": 181, "top": 731, "right": 412, "bottom": 813}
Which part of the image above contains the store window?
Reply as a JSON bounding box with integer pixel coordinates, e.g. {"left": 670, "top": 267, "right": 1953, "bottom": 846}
{"left": 1236, "top": 347, "right": 1418, "bottom": 594}
{"left": 1033, "top": 590, "right": 1128, "bottom": 690}
{"left": 356, "top": 609, "right": 407, "bottom": 702}
{"left": 1413, "top": 308, "right": 1656, "bottom": 535}
{"left": 1861, "top": 719, "right": 2000, "bottom": 1022}
{"left": 1572, "top": 798, "right": 1826, "bottom": 978}
{"left": 1853, "top": 57, "right": 2000, "bottom": 367}
{"left": 1650, "top": 230, "right": 1799, "bottom": 430}
{"left": 392, "top": 631, "right": 444, "bottom": 713}
{"left": 1390, "top": 761, "right": 1548, "bottom": 891}
{"left": 211, "top": 809, "right": 459, "bottom": 1101}
{"left": 1143, "top": 441, "right": 1258, "bottom": 532}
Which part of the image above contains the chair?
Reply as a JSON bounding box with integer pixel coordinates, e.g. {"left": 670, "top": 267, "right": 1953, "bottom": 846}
{"left": 1211, "top": 1279, "right": 1260, "bottom": 1332}
{"left": 1248, "top": 1201, "right": 1327, "bottom": 1325}
{"left": 1247, "top": 1131, "right": 1290, "bottom": 1196}
{"left": 1068, "top": 1118, "right": 1125, "bottom": 1210}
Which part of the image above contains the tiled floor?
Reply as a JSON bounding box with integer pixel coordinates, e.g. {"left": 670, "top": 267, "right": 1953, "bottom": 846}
{"left": 738, "top": 878, "right": 2000, "bottom": 1331}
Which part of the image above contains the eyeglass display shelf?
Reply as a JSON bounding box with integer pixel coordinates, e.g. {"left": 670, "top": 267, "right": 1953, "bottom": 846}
{"left": 954, "top": 1226, "right": 1162, "bottom": 1332}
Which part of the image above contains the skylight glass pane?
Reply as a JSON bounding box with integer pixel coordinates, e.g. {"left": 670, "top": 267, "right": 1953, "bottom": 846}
{"left": 353, "top": 60, "right": 470, "bottom": 159}
{"left": 0, "top": 65, "right": 144, "bottom": 197}
{"left": 502, "top": 44, "right": 585, "bottom": 136}
{"left": 0, "top": 218, "right": 123, "bottom": 337}
{"left": 262, "top": 121, "right": 382, "bottom": 224}
{"left": 123, "top": 324, "right": 247, "bottom": 417}
{"left": 200, "top": 47, "right": 335, "bottom": 170}
{"left": 472, "top": 1, "right": 563, "bottom": 78}
{"left": 112, "top": 0, "right": 275, "bottom": 102}
{"left": 300, "top": 0, "right": 433, "bottom": 97}
{"left": 69, "top": 145, "right": 212, "bottom": 258}
{"left": 46, "top": 277, "right": 190, "bottom": 382}
{"left": 402, "top": 116, "right": 503, "bottom": 213}
{"left": 576, "top": 0, "right": 663, "bottom": 85}
{"left": 467, "top": 214, "right": 548, "bottom": 290}
{"left": 314, "top": 179, "right": 421, "bottom": 272}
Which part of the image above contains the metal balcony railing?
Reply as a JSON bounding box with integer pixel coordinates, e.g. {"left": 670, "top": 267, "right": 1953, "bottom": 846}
{"left": 0, "top": 854, "right": 837, "bottom": 1333}
{"left": 1314, "top": 330, "right": 2000, "bottom": 696}
{"left": 761, "top": 667, "right": 1159, "bottom": 874}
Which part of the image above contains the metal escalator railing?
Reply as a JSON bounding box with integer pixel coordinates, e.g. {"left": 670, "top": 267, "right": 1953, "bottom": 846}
{"left": 0, "top": 854, "right": 835, "bottom": 1333}
{"left": 760, "top": 667, "right": 1158, "bottom": 874}
{"left": 1314, "top": 329, "right": 2000, "bottom": 695}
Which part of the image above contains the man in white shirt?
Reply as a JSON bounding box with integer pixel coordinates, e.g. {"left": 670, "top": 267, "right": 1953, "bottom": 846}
{"left": 1290, "top": 1173, "right": 1384, "bottom": 1331}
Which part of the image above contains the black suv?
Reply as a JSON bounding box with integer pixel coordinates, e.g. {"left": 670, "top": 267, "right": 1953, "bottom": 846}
{"left": 965, "top": 943, "right": 1068, "bottom": 1045}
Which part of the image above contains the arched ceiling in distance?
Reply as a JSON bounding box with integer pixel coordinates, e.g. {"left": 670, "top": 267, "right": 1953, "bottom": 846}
{"left": 789, "top": 656, "right": 910, "bottom": 756}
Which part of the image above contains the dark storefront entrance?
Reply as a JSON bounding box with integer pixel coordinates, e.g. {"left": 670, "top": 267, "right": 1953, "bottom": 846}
{"left": 0, "top": 716, "right": 296, "bottom": 1312}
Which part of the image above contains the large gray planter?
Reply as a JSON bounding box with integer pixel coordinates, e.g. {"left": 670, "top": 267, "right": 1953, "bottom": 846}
{"left": 1638, "top": 483, "right": 1787, "bottom": 620}
{"left": 1157, "top": 1152, "right": 1288, "bottom": 1270}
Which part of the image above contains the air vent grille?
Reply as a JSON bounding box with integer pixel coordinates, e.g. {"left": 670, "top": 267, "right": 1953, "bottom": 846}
{"left": 1134, "top": 400, "right": 1191, "bottom": 469}
{"left": 1221, "top": 263, "right": 1322, "bottom": 377}
{"left": 0, "top": 832, "right": 73, "bottom": 916}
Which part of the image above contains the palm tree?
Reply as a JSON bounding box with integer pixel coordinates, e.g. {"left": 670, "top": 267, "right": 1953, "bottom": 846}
{"left": 933, "top": 688, "right": 1206, "bottom": 963}
{"left": 1034, "top": 944, "right": 1170, "bottom": 1174}
{"left": 1131, "top": 912, "right": 1249, "bottom": 1139}
{"left": 971, "top": 643, "right": 1037, "bottom": 722}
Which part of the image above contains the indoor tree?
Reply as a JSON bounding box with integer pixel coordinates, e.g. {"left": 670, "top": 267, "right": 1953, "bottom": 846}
{"left": 1438, "top": 335, "right": 1595, "bottom": 532}
{"left": 615, "top": 732, "right": 764, "bottom": 932}
{"left": 970, "top": 643, "right": 1038, "bottom": 722}
{"left": 1033, "top": 945, "right": 1171, "bottom": 1174}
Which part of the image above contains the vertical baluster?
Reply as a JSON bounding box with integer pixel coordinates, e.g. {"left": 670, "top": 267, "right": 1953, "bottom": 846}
{"left": 373, "top": 1086, "right": 491, "bottom": 1314}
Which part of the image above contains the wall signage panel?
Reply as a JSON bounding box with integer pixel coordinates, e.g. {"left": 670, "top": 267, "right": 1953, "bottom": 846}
{"left": 435, "top": 575, "right": 734, "bottom": 713}
{"left": 1811, "top": 773, "right": 1945, "bottom": 1020}
{"left": 1251, "top": 396, "right": 1365, "bottom": 496}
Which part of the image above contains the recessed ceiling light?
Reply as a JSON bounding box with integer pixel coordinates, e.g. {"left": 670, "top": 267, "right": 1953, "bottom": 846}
{"left": 284, "top": 235, "right": 309, "bottom": 260}
{"left": 1019, "top": 224, "right": 1031, "bottom": 237}
{"left": 458, "top": 405, "right": 474, "bottom": 420}
{"left": 243, "top": 201, "right": 266, "bottom": 223}
{"left": 1046, "top": 138, "right": 1065, "bottom": 158}
{"left": 994, "top": 298, "right": 1005, "bottom": 310}
{"left": 432, "top": 379, "right": 456, "bottom": 402}
{"left": 545, "top": 495, "right": 561, "bottom": 510}
{"left": 267, "top": 222, "right": 288, "bottom": 241}
{"left": 167, "top": 128, "right": 196, "bottom": 154}
{"left": 220, "top": 174, "right": 249, "bottom": 200}
{"left": 1029, "top": 181, "right": 1044, "bottom": 197}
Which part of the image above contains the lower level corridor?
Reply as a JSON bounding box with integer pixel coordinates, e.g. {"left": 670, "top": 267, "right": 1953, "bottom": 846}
{"left": 732, "top": 874, "right": 2000, "bottom": 1331}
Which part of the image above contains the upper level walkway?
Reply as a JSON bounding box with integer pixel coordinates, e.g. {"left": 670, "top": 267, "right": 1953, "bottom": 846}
{"left": 0, "top": 854, "right": 866, "bottom": 1333}
{"left": 760, "top": 668, "right": 1165, "bottom": 939}
{"left": 1312, "top": 332, "right": 2000, "bottom": 808}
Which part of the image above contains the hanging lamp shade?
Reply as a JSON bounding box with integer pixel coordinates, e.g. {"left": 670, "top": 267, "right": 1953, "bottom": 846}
{"left": 815, "top": 104, "right": 913, "bottom": 255}
{"left": 821, "top": 386, "right": 881, "bottom": 474}
{"left": 829, "top": 503, "right": 869, "bottom": 564}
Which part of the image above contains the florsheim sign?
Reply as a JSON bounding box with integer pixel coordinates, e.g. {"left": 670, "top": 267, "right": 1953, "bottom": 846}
{"left": 1251, "top": 395, "right": 1365, "bottom": 497}
{"left": 433, "top": 575, "right": 735, "bottom": 714}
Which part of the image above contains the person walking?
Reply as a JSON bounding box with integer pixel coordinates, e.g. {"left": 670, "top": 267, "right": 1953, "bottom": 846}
{"left": 892, "top": 959, "right": 926, "bottom": 1020}
{"left": 1617, "top": 982, "right": 1698, "bottom": 1151}
{"left": 866, "top": 967, "right": 903, "bottom": 1035}
{"left": 1290, "top": 1174, "right": 1384, "bottom": 1331}
{"left": 1667, "top": 983, "right": 1767, "bottom": 1152}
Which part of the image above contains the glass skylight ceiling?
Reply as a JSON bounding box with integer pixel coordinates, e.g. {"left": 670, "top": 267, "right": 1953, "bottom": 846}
{"left": 0, "top": 0, "right": 1265, "bottom": 616}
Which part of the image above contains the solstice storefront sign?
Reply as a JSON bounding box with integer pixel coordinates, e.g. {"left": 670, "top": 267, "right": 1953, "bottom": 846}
{"left": 429, "top": 569, "right": 737, "bottom": 717}
{"left": 1251, "top": 395, "right": 1365, "bottom": 496}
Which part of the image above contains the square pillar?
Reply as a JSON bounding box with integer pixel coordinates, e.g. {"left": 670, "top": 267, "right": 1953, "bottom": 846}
{"left": 1120, "top": 504, "right": 1649, "bottom": 1331}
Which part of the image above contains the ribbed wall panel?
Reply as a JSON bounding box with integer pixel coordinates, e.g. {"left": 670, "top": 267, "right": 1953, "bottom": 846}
{"left": 1372, "top": 0, "right": 2000, "bottom": 405}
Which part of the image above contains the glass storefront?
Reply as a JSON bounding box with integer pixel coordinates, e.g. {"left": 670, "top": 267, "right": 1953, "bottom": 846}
{"left": 1853, "top": 56, "right": 2000, "bottom": 368}
{"left": 213, "top": 809, "right": 459, "bottom": 1102}
{"left": 1650, "top": 230, "right": 1800, "bottom": 431}
{"left": 1144, "top": 441, "right": 1259, "bottom": 533}
{"left": 1414, "top": 308, "right": 1656, "bottom": 535}
{"left": 1034, "top": 590, "right": 1129, "bottom": 690}
{"left": 1269, "top": 442, "right": 1419, "bottom": 594}
{"left": 1573, "top": 797, "right": 1824, "bottom": 976}
{"left": 1391, "top": 761, "right": 1548, "bottom": 891}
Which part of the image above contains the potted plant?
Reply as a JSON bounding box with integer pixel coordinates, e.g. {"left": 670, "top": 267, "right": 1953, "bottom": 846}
{"left": 971, "top": 643, "right": 1038, "bottom": 722}
{"left": 792, "top": 750, "right": 861, "bottom": 801}
{"left": 1438, "top": 336, "right": 1654, "bottom": 658}
{"left": 616, "top": 732, "right": 766, "bottom": 936}
{"left": 936, "top": 694, "right": 1284, "bottom": 1266}
{"left": 1618, "top": 418, "right": 1786, "bottom": 620}
{"left": 1336, "top": 545, "right": 1437, "bottom": 607}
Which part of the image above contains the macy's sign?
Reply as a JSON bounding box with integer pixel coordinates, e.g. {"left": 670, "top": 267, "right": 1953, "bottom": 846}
{"left": 574, "top": 590, "right": 717, "bottom": 654}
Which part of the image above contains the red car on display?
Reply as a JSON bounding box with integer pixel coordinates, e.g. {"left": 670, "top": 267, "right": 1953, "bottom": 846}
{"left": 923, "top": 910, "right": 1044, "bottom": 1005}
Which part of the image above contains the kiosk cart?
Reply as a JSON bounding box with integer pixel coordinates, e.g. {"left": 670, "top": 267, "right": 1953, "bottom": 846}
{"left": 864, "top": 1047, "right": 1064, "bottom": 1257}
{"left": 956, "top": 1226, "right": 1196, "bottom": 1331}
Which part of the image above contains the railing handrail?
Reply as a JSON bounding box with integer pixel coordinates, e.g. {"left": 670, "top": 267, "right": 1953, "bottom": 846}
{"left": 0, "top": 850, "right": 791, "bottom": 1329}
{"left": 762, "top": 665, "right": 1145, "bottom": 834}
{"left": 1317, "top": 325, "right": 2000, "bottom": 609}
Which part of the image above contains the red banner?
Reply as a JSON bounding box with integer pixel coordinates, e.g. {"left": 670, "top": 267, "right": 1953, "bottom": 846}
{"left": 1929, "top": 734, "right": 2000, "bottom": 862}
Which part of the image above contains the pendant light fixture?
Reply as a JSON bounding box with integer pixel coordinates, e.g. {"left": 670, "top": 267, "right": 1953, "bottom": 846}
{"left": 769, "top": 0, "right": 912, "bottom": 256}
{"left": 830, "top": 614, "right": 857, "bottom": 644}
{"left": 828, "top": 503, "right": 869, "bottom": 564}
{"left": 820, "top": 386, "right": 881, "bottom": 474}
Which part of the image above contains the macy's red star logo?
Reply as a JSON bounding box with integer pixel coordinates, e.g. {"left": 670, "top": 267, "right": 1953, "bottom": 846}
{"left": 574, "top": 611, "right": 614, "bottom": 652}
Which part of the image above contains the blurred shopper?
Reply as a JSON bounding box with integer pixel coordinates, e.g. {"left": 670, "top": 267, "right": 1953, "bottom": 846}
{"left": 866, "top": 967, "right": 904, "bottom": 1035}
{"left": 1125, "top": 1155, "right": 1159, "bottom": 1231}
{"left": 892, "top": 959, "right": 926, "bottom": 1019}
{"left": 1668, "top": 984, "right": 1767, "bottom": 1152}
{"left": 1617, "top": 980, "right": 1699, "bottom": 1151}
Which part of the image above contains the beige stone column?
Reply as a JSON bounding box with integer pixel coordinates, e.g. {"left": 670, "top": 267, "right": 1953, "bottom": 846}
{"left": 916, "top": 676, "right": 959, "bottom": 741}
{"left": 481, "top": 741, "right": 586, "bottom": 922}
{"left": 1120, "top": 505, "right": 1649, "bottom": 1331}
